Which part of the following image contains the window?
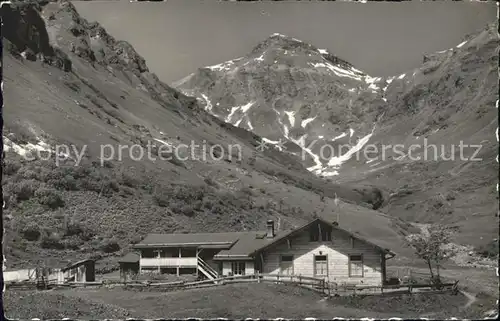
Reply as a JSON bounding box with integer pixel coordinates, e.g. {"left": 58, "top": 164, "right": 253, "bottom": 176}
{"left": 310, "top": 224, "right": 332, "bottom": 242}
{"left": 280, "top": 255, "right": 294, "bottom": 275}
{"left": 309, "top": 226, "right": 319, "bottom": 242}
{"left": 231, "top": 262, "right": 246, "bottom": 275}
{"left": 314, "top": 255, "right": 328, "bottom": 276}
{"left": 321, "top": 225, "right": 332, "bottom": 241}
{"left": 349, "top": 255, "right": 363, "bottom": 277}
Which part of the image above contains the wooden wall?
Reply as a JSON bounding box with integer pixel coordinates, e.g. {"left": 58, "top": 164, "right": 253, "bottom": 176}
{"left": 261, "top": 226, "right": 384, "bottom": 286}
{"left": 221, "top": 260, "right": 256, "bottom": 276}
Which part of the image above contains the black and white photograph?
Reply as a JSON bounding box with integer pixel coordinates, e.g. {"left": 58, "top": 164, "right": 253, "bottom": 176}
{"left": 0, "top": 0, "right": 498, "bottom": 319}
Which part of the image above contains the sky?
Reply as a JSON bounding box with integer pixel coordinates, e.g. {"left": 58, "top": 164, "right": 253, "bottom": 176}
{"left": 73, "top": 0, "right": 497, "bottom": 84}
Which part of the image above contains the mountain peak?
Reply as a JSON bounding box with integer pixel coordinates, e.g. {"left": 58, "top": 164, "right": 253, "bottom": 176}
{"left": 249, "top": 33, "right": 360, "bottom": 73}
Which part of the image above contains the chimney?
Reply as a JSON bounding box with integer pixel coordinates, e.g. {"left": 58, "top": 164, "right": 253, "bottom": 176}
{"left": 266, "top": 220, "right": 275, "bottom": 238}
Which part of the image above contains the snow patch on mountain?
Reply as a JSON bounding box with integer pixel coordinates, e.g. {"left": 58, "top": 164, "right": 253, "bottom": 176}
{"left": 226, "top": 106, "right": 240, "bottom": 122}
{"left": 332, "top": 132, "right": 347, "bottom": 141}
{"left": 153, "top": 138, "right": 173, "bottom": 147}
{"left": 301, "top": 116, "right": 316, "bottom": 128}
{"left": 291, "top": 135, "right": 323, "bottom": 173}
{"left": 283, "top": 125, "right": 290, "bottom": 137}
{"left": 240, "top": 101, "right": 255, "bottom": 113}
{"left": 225, "top": 101, "right": 256, "bottom": 123}
{"left": 207, "top": 61, "right": 234, "bottom": 72}
{"left": 262, "top": 137, "right": 280, "bottom": 144}
{"left": 309, "top": 62, "right": 364, "bottom": 81}
{"left": 284, "top": 111, "right": 296, "bottom": 127}
{"left": 200, "top": 93, "right": 213, "bottom": 112}
{"left": 327, "top": 129, "right": 374, "bottom": 168}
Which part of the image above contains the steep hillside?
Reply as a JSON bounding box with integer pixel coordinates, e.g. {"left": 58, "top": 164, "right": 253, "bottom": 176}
{"left": 1, "top": 1, "right": 412, "bottom": 269}
{"left": 175, "top": 25, "right": 499, "bottom": 247}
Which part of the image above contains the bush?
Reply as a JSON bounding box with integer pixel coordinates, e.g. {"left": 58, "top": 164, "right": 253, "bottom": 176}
{"left": 153, "top": 191, "right": 170, "bottom": 207}
{"left": 120, "top": 172, "right": 140, "bottom": 188}
{"left": 476, "top": 240, "right": 499, "bottom": 258}
{"left": 52, "top": 174, "right": 79, "bottom": 191}
{"left": 20, "top": 223, "right": 41, "bottom": 241}
{"left": 14, "top": 180, "right": 40, "bottom": 201}
{"left": 100, "top": 238, "right": 120, "bottom": 253}
{"left": 3, "top": 161, "right": 21, "bottom": 175}
{"left": 181, "top": 205, "right": 196, "bottom": 217}
{"left": 40, "top": 233, "right": 65, "bottom": 249}
{"left": 34, "top": 187, "right": 65, "bottom": 209}
{"left": 204, "top": 177, "right": 217, "bottom": 187}
{"left": 64, "top": 221, "right": 84, "bottom": 237}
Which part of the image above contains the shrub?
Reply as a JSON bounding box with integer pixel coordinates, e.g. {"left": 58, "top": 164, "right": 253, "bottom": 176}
{"left": 476, "top": 240, "right": 499, "bottom": 258}
{"left": 3, "top": 161, "right": 21, "bottom": 175}
{"left": 20, "top": 223, "right": 41, "bottom": 241}
{"left": 121, "top": 172, "right": 140, "bottom": 188}
{"left": 52, "top": 174, "right": 79, "bottom": 191}
{"left": 153, "top": 191, "right": 170, "bottom": 207}
{"left": 40, "top": 233, "right": 65, "bottom": 249}
{"left": 181, "top": 205, "right": 196, "bottom": 217}
{"left": 204, "top": 177, "right": 217, "bottom": 187}
{"left": 14, "top": 180, "right": 41, "bottom": 201}
{"left": 34, "top": 187, "right": 65, "bottom": 209}
{"left": 100, "top": 238, "right": 120, "bottom": 253}
{"left": 64, "top": 221, "right": 84, "bottom": 237}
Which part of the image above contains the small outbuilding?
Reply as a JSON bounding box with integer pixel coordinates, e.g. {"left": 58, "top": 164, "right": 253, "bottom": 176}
{"left": 119, "top": 252, "right": 140, "bottom": 281}
{"left": 60, "top": 259, "right": 95, "bottom": 283}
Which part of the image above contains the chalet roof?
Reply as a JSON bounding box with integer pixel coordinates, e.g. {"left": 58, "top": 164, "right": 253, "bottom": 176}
{"left": 133, "top": 231, "right": 251, "bottom": 249}
{"left": 133, "top": 218, "right": 395, "bottom": 259}
{"left": 213, "top": 230, "right": 290, "bottom": 260}
{"left": 247, "top": 218, "right": 396, "bottom": 257}
{"left": 118, "top": 252, "right": 140, "bottom": 263}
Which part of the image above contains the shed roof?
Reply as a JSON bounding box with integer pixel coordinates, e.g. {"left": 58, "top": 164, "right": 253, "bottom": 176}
{"left": 61, "top": 259, "right": 94, "bottom": 272}
{"left": 118, "top": 252, "right": 140, "bottom": 263}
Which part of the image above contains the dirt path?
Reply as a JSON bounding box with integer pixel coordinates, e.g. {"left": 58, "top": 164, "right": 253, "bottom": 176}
{"left": 460, "top": 289, "right": 477, "bottom": 309}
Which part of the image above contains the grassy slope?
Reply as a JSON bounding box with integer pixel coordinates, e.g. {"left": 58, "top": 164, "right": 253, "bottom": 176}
{"left": 4, "top": 283, "right": 469, "bottom": 319}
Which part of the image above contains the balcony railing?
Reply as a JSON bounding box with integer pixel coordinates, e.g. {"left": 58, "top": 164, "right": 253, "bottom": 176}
{"left": 140, "top": 257, "right": 197, "bottom": 268}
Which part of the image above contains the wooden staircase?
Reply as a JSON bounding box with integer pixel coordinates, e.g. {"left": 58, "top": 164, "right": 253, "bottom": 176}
{"left": 197, "top": 257, "right": 218, "bottom": 280}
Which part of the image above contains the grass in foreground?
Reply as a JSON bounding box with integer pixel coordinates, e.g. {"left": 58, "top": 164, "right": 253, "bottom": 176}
{"left": 5, "top": 283, "right": 471, "bottom": 319}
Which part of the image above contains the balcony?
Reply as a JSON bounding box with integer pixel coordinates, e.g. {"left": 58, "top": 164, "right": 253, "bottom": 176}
{"left": 140, "top": 257, "right": 198, "bottom": 268}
